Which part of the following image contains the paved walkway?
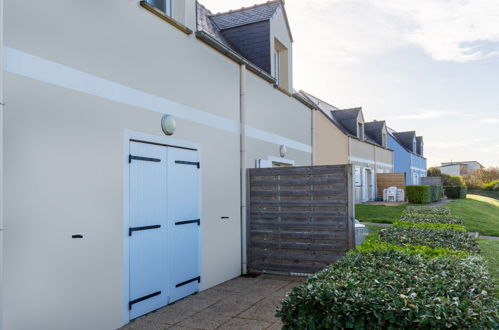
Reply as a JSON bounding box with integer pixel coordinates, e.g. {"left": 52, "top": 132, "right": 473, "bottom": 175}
{"left": 426, "top": 199, "right": 452, "bottom": 207}
{"left": 121, "top": 274, "right": 304, "bottom": 330}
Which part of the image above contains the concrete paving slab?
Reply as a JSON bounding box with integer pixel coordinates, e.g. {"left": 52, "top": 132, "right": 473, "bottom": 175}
{"left": 217, "top": 317, "right": 271, "bottom": 330}
{"left": 121, "top": 275, "right": 301, "bottom": 330}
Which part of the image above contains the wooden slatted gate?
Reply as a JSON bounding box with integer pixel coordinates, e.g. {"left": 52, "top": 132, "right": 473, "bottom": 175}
{"left": 247, "top": 165, "right": 354, "bottom": 275}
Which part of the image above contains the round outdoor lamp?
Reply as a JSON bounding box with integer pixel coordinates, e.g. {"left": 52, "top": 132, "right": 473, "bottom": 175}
{"left": 161, "top": 114, "right": 176, "bottom": 136}
{"left": 279, "top": 145, "right": 287, "bottom": 158}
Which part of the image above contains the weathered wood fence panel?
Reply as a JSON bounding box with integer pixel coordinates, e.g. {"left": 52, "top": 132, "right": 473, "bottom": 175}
{"left": 421, "top": 176, "right": 442, "bottom": 186}
{"left": 247, "top": 165, "right": 354, "bottom": 275}
{"left": 376, "top": 173, "right": 406, "bottom": 199}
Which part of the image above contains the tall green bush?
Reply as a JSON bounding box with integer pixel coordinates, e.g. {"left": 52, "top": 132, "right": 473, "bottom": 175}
{"left": 406, "top": 185, "right": 431, "bottom": 204}
{"left": 444, "top": 186, "right": 468, "bottom": 199}
{"left": 405, "top": 185, "right": 443, "bottom": 204}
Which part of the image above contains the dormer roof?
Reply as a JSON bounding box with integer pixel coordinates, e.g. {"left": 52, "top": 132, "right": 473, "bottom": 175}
{"left": 196, "top": 1, "right": 293, "bottom": 76}
{"left": 388, "top": 129, "right": 417, "bottom": 153}
{"left": 365, "top": 121, "right": 386, "bottom": 146}
{"left": 300, "top": 91, "right": 368, "bottom": 139}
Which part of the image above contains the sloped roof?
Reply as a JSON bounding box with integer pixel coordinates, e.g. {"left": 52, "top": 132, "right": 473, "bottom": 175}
{"left": 197, "top": 3, "right": 235, "bottom": 51}
{"left": 211, "top": 1, "right": 282, "bottom": 29}
{"left": 300, "top": 91, "right": 361, "bottom": 138}
{"left": 393, "top": 131, "right": 416, "bottom": 151}
{"left": 365, "top": 121, "right": 386, "bottom": 146}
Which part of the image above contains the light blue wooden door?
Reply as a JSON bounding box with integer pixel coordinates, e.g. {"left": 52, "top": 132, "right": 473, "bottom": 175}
{"left": 167, "top": 147, "right": 201, "bottom": 302}
{"left": 129, "top": 142, "right": 169, "bottom": 319}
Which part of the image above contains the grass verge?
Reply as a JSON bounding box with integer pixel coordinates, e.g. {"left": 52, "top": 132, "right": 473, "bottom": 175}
{"left": 478, "top": 239, "right": 499, "bottom": 296}
{"left": 448, "top": 195, "right": 499, "bottom": 236}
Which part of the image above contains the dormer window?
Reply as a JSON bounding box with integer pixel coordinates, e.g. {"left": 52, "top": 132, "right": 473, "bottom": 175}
{"left": 413, "top": 139, "right": 416, "bottom": 152}
{"left": 147, "top": 0, "right": 172, "bottom": 16}
{"left": 273, "top": 39, "right": 289, "bottom": 90}
{"left": 358, "top": 122, "right": 364, "bottom": 141}
{"left": 274, "top": 50, "right": 280, "bottom": 86}
{"left": 382, "top": 132, "right": 387, "bottom": 148}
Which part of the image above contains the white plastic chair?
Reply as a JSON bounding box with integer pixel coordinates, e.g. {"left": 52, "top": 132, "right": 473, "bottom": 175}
{"left": 384, "top": 186, "right": 398, "bottom": 202}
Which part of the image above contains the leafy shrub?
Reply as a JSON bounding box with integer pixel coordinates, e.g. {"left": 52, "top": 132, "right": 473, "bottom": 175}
{"left": 405, "top": 185, "right": 443, "bottom": 203}
{"left": 444, "top": 186, "right": 468, "bottom": 199}
{"left": 278, "top": 251, "right": 498, "bottom": 329}
{"left": 430, "top": 185, "right": 444, "bottom": 202}
{"left": 393, "top": 220, "right": 465, "bottom": 231}
{"left": 406, "top": 185, "right": 431, "bottom": 204}
{"left": 379, "top": 227, "right": 479, "bottom": 253}
{"left": 442, "top": 174, "right": 465, "bottom": 187}
{"left": 484, "top": 180, "right": 499, "bottom": 191}
{"left": 400, "top": 213, "right": 464, "bottom": 225}
{"left": 427, "top": 166, "right": 442, "bottom": 177}
{"left": 355, "top": 235, "right": 470, "bottom": 258}
{"left": 404, "top": 205, "right": 451, "bottom": 215}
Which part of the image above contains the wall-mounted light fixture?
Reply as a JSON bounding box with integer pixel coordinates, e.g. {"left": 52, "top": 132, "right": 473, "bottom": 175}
{"left": 161, "top": 114, "right": 176, "bottom": 136}
{"left": 279, "top": 145, "right": 287, "bottom": 158}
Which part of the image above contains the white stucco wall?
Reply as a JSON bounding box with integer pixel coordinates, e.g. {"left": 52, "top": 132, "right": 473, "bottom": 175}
{"left": 2, "top": 1, "right": 312, "bottom": 329}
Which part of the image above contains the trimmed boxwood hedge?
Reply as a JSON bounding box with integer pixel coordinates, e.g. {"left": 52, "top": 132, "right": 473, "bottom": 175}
{"left": 379, "top": 227, "right": 479, "bottom": 253}
{"left": 444, "top": 186, "right": 468, "bottom": 199}
{"left": 406, "top": 186, "right": 443, "bottom": 204}
{"left": 278, "top": 250, "right": 498, "bottom": 329}
{"left": 406, "top": 185, "right": 431, "bottom": 204}
{"left": 355, "top": 235, "right": 471, "bottom": 258}
{"left": 399, "top": 213, "right": 464, "bottom": 225}
{"left": 393, "top": 220, "right": 465, "bottom": 231}
{"left": 404, "top": 206, "right": 451, "bottom": 215}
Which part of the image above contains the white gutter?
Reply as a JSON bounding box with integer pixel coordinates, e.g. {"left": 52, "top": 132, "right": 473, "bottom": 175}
{"left": 0, "top": 0, "right": 5, "bottom": 327}
{"left": 239, "top": 64, "right": 247, "bottom": 274}
{"left": 311, "top": 109, "right": 315, "bottom": 164}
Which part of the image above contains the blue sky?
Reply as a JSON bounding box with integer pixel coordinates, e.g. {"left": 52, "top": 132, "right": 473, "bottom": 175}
{"left": 202, "top": 0, "right": 499, "bottom": 167}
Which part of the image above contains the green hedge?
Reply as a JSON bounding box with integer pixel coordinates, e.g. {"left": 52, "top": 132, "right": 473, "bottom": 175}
{"left": 404, "top": 205, "right": 451, "bottom": 215}
{"left": 379, "top": 227, "right": 479, "bottom": 253}
{"left": 444, "top": 186, "right": 468, "bottom": 199}
{"left": 355, "top": 235, "right": 471, "bottom": 258}
{"left": 406, "top": 185, "right": 443, "bottom": 204}
{"left": 278, "top": 251, "right": 498, "bottom": 329}
{"left": 393, "top": 220, "right": 465, "bottom": 231}
{"left": 406, "top": 185, "right": 431, "bottom": 204}
{"left": 400, "top": 213, "right": 464, "bottom": 225}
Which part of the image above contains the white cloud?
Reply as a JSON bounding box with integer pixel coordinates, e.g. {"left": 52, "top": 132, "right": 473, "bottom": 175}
{"left": 478, "top": 118, "right": 499, "bottom": 124}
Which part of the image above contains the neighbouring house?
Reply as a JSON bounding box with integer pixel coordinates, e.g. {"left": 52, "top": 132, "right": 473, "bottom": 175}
{"left": 438, "top": 161, "right": 484, "bottom": 176}
{"left": 387, "top": 128, "right": 427, "bottom": 185}
{"left": 300, "top": 92, "right": 394, "bottom": 203}
{"left": 0, "top": 1, "right": 314, "bottom": 329}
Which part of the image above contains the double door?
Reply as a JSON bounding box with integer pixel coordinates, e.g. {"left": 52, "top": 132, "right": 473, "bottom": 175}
{"left": 128, "top": 141, "right": 200, "bottom": 320}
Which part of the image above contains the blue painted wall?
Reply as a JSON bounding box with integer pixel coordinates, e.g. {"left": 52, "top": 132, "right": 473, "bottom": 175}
{"left": 388, "top": 135, "right": 427, "bottom": 185}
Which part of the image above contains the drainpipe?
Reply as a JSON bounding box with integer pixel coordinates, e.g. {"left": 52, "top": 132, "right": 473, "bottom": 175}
{"left": 0, "top": 0, "right": 5, "bottom": 327}
{"left": 310, "top": 109, "right": 315, "bottom": 165}
{"left": 239, "top": 64, "right": 247, "bottom": 275}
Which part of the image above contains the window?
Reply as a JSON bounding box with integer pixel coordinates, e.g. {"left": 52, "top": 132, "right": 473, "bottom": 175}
{"left": 382, "top": 132, "right": 387, "bottom": 147}
{"left": 358, "top": 123, "right": 364, "bottom": 141}
{"left": 354, "top": 166, "right": 362, "bottom": 186}
{"left": 147, "top": 0, "right": 171, "bottom": 16}
{"left": 274, "top": 50, "right": 280, "bottom": 86}
{"left": 413, "top": 139, "right": 416, "bottom": 152}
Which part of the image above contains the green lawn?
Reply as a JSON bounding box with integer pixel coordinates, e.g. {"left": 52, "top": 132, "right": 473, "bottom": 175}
{"left": 356, "top": 195, "right": 499, "bottom": 236}
{"left": 355, "top": 204, "right": 408, "bottom": 224}
{"left": 448, "top": 195, "right": 499, "bottom": 236}
{"left": 478, "top": 239, "right": 499, "bottom": 296}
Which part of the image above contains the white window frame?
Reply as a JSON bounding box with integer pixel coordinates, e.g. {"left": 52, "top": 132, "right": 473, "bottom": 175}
{"left": 274, "top": 51, "right": 280, "bottom": 86}
{"left": 148, "top": 0, "right": 172, "bottom": 16}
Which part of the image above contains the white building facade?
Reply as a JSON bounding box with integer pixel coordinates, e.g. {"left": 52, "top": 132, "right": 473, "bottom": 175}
{"left": 0, "top": 1, "right": 313, "bottom": 329}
